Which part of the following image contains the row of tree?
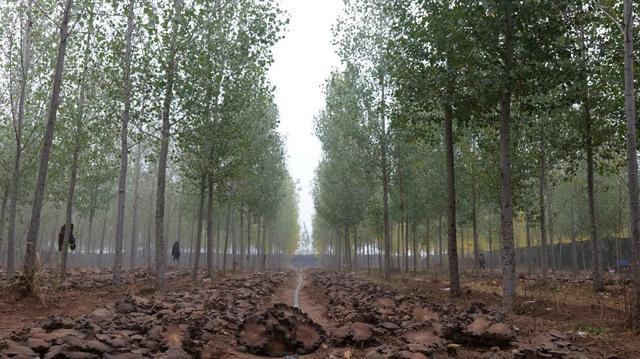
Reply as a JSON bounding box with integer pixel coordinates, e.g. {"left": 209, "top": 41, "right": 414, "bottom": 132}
{"left": 312, "top": 0, "right": 640, "bottom": 326}
{"left": 0, "top": 0, "right": 299, "bottom": 292}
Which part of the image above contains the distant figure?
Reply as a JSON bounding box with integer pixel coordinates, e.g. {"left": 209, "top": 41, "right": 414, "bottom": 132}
{"left": 479, "top": 253, "right": 486, "bottom": 270}
{"left": 57, "top": 223, "right": 77, "bottom": 252}
{"left": 172, "top": 241, "right": 180, "bottom": 262}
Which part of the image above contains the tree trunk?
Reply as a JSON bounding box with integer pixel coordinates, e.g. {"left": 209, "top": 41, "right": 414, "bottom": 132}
{"left": 488, "top": 222, "right": 493, "bottom": 272}
{"left": 585, "top": 87, "right": 603, "bottom": 291}
{"left": 191, "top": 175, "right": 206, "bottom": 281}
{"left": 413, "top": 222, "right": 418, "bottom": 272}
{"left": 526, "top": 218, "right": 532, "bottom": 275}
{"left": 222, "top": 201, "right": 232, "bottom": 275}
{"left": 472, "top": 160, "right": 479, "bottom": 273}
{"left": 154, "top": 0, "right": 182, "bottom": 293}
{"left": 538, "top": 121, "right": 548, "bottom": 280}
{"left": 247, "top": 212, "right": 252, "bottom": 267}
{"left": 424, "top": 220, "right": 430, "bottom": 271}
{"left": 188, "top": 218, "right": 195, "bottom": 268}
{"left": 0, "top": 189, "right": 8, "bottom": 268}
{"left": 129, "top": 144, "right": 142, "bottom": 269}
{"left": 380, "top": 73, "right": 392, "bottom": 281}
{"left": 7, "top": 0, "right": 33, "bottom": 280}
{"left": 261, "top": 219, "right": 267, "bottom": 270}
{"left": 176, "top": 196, "right": 183, "bottom": 268}
{"left": 86, "top": 191, "right": 96, "bottom": 267}
{"left": 353, "top": 225, "right": 358, "bottom": 271}
{"left": 205, "top": 177, "right": 214, "bottom": 277}
{"left": 99, "top": 201, "right": 110, "bottom": 268}
{"left": 623, "top": 0, "right": 640, "bottom": 329}
{"left": 438, "top": 213, "right": 443, "bottom": 271}
{"left": 113, "top": 0, "right": 135, "bottom": 285}
{"left": 239, "top": 207, "right": 244, "bottom": 270}
{"left": 60, "top": 32, "right": 93, "bottom": 280}
{"left": 499, "top": 0, "right": 517, "bottom": 312}
{"left": 24, "top": 0, "right": 73, "bottom": 285}
{"left": 444, "top": 83, "right": 461, "bottom": 296}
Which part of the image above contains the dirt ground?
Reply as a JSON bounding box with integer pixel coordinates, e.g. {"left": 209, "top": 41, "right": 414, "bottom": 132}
{"left": 0, "top": 267, "right": 638, "bottom": 358}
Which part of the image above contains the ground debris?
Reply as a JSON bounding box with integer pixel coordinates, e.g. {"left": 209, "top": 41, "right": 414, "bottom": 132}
{"left": 0, "top": 271, "right": 287, "bottom": 358}
{"left": 237, "top": 303, "right": 326, "bottom": 356}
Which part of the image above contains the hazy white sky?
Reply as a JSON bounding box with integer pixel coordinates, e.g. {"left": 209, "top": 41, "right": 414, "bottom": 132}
{"left": 270, "top": 0, "right": 343, "bottom": 246}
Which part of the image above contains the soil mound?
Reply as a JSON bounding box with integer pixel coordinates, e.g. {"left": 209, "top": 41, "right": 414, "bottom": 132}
{"left": 238, "top": 303, "right": 326, "bottom": 357}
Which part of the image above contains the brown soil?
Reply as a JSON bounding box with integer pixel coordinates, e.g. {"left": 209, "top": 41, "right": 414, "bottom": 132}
{"left": 2, "top": 267, "right": 638, "bottom": 358}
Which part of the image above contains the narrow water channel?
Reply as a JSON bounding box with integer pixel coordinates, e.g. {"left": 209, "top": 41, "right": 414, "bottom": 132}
{"left": 293, "top": 270, "right": 303, "bottom": 308}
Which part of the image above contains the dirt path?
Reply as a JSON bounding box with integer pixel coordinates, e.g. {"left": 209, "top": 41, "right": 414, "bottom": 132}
{"left": 297, "top": 270, "right": 333, "bottom": 330}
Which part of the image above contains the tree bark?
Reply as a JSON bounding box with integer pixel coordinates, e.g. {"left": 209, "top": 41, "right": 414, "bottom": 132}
{"left": 114, "top": 0, "right": 135, "bottom": 285}
{"left": 380, "top": 73, "right": 392, "bottom": 280}
{"left": 0, "top": 189, "right": 8, "bottom": 268}
{"left": 499, "top": 0, "right": 517, "bottom": 312}
{"left": 472, "top": 153, "right": 479, "bottom": 273}
{"left": 129, "top": 145, "right": 142, "bottom": 269}
{"left": 623, "top": 0, "right": 640, "bottom": 329}
{"left": 444, "top": 88, "right": 461, "bottom": 296}
{"left": 205, "top": 177, "right": 214, "bottom": 277}
{"left": 222, "top": 201, "right": 232, "bottom": 275}
{"left": 584, "top": 77, "right": 603, "bottom": 291}
{"left": 154, "top": 0, "right": 182, "bottom": 293}
{"left": 99, "top": 201, "right": 110, "bottom": 268}
{"left": 538, "top": 120, "right": 548, "bottom": 280}
{"left": 7, "top": 0, "right": 33, "bottom": 280}
{"left": 526, "top": 217, "right": 532, "bottom": 275}
{"left": 24, "top": 0, "right": 73, "bottom": 285}
{"left": 191, "top": 175, "right": 206, "bottom": 281}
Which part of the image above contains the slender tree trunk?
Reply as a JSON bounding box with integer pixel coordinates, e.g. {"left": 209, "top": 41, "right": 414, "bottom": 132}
{"left": 222, "top": 201, "right": 232, "bottom": 275}
{"left": 380, "top": 73, "right": 392, "bottom": 280}
{"left": 205, "top": 177, "right": 214, "bottom": 277}
{"left": 548, "top": 196, "right": 557, "bottom": 273}
{"left": 188, "top": 218, "right": 195, "bottom": 268}
{"left": 622, "top": 0, "right": 640, "bottom": 329}
{"left": 114, "top": 0, "right": 135, "bottom": 285}
{"left": 571, "top": 195, "right": 578, "bottom": 274}
{"left": 460, "top": 226, "right": 465, "bottom": 269}
{"left": 86, "top": 191, "right": 96, "bottom": 267}
{"left": 0, "top": 189, "right": 9, "bottom": 268}
{"left": 413, "top": 222, "right": 418, "bottom": 272}
{"left": 444, "top": 83, "right": 461, "bottom": 296}
{"left": 472, "top": 161, "right": 479, "bottom": 273}
{"left": 424, "top": 220, "right": 430, "bottom": 271}
{"left": 344, "top": 225, "right": 350, "bottom": 271}
{"left": 499, "top": 0, "right": 517, "bottom": 312}
{"left": 24, "top": 0, "right": 73, "bottom": 285}
{"left": 175, "top": 196, "right": 183, "bottom": 268}
{"left": 146, "top": 169, "right": 156, "bottom": 270}
{"left": 538, "top": 122, "right": 548, "bottom": 280}
{"left": 60, "top": 64, "right": 90, "bottom": 281}
{"left": 261, "top": 219, "right": 267, "bottom": 270}
{"left": 239, "top": 207, "right": 244, "bottom": 270}
{"left": 129, "top": 145, "right": 142, "bottom": 269}
{"left": 585, "top": 93, "right": 603, "bottom": 291}
{"left": 154, "top": 0, "right": 182, "bottom": 293}
{"left": 438, "top": 213, "right": 443, "bottom": 271}
{"left": 246, "top": 212, "right": 251, "bottom": 267}
{"left": 488, "top": 222, "right": 493, "bottom": 273}
{"left": 256, "top": 217, "right": 262, "bottom": 270}
{"left": 7, "top": 0, "right": 33, "bottom": 280}
{"left": 354, "top": 225, "right": 358, "bottom": 271}
{"left": 191, "top": 175, "right": 206, "bottom": 281}
{"left": 99, "top": 201, "right": 110, "bottom": 268}
{"left": 526, "top": 218, "right": 532, "bottom": 275}
{"left": 404, "top": 218, "right": 409, "bottom": 273}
